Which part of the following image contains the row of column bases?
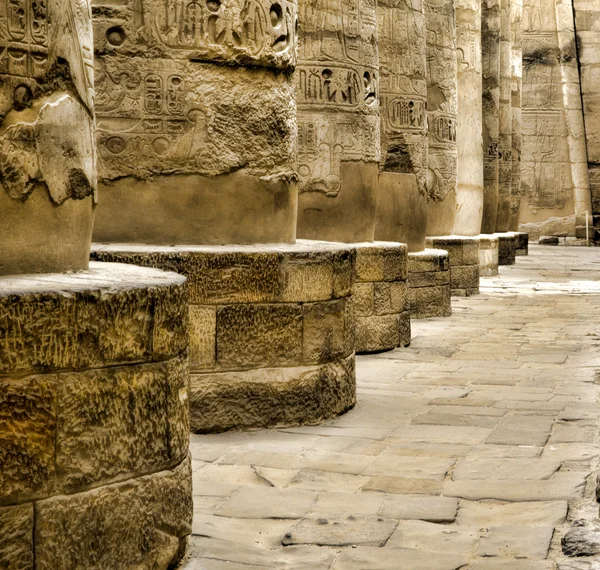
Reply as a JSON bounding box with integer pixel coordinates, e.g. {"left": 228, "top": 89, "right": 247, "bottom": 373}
{"left": 1, "top": 231, "right": 528, "bottom": 569}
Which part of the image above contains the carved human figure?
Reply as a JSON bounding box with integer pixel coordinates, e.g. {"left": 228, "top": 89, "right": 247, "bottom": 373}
{"left": 0, "top": 0, "right": 96, "bottom": 276}
{"left": 375, "top": 0, "right": 428, "bottom": 251}
{"left": 424, "top": 0, "right": 458, "bottom": 237}
{"left": 454, "top": 0, "right": 484, "bottom": 235}
{"left": 92, "top": 0, "right": 299, "bottom": 245}
{"left": 295, "top": 0, "right": 380, "bottom": 243}
{"left": 480, "top": 0, "right": 500, "bottom": 233}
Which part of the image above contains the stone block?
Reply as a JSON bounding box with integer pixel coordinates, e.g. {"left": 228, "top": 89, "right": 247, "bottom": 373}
{"left": 189, "top": 356, "right": 356, "bottom": 433}
{"left": 0, "top": 374, "right": 56, "bottom": 504}
{"left": 407, "top": 250, "right": 450, "bottom": 273}
{"left": 332, "top": 248, "right": 357, "bottom": 298}
{"left": 390, "top": 281, "right": 411, "bottom": 313}
{"left": 189, "top": 306, "right": 217, "bottom": 370}
{"left": 450, "top": 265, "right": 480, "bottom": 292}
{"left": 409, "top": 286, "right": 452, "bottom": 319}
{"left": 497, "top": 233, "right": 517, "bottom": 265}
{"left": 356, "top": 315, "right": 402, "bottom": 354}
{"left": 151, "top": 282, "right": 190, "bottom": 360}
{"left": 352, "top": 283, "right": 375, "bottom": 317}
{"left": 166, "top": 355, "right": 191, "bottom": 466}
{"left": 514, "top": 232, "right": 529, "bottom": 255}
{"left": 280, "top": 253, "right": 334, "bottom": 302}
{"left": 216, "top": 304, "right": 303, "bottom": 369}
{"left": 355, "top": 244, "right": 408, "bottom": 283}
{"left": 56, "top": 362, "right": 172, "bottom": 491}
{"left": 303, "top": 300, "right": 352, "bottom": 365}
{"left": 35, "top": 457, "right": 192, "bottom": 570}
{"left": 0, "top": 503, "right": 33, "bottom": 570}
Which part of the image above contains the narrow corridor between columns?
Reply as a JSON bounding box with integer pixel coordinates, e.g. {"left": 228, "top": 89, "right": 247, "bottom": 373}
{"left": 181, "top": 246, "right": 600, "bottom": 570}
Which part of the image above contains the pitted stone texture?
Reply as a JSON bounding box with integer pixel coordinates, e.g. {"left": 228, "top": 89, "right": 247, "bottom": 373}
{"left": 92, "top": 0, "right": 297, "bottom": 246}
{"left": 352, "top": 243, "right": 411, "bottom": 353}
{"left": 92, "top": 241, "right": 357, "bottom": 433}
{"left": 497, "top": 232, "right": 517, "bottom": 265}
{"left": 0, "top": 263, "right": 191, "bottom": 569}
{"left": 0, "top": 0, "right": 96, "bottom": 276}
{"left": 514, "top": 232, "right": 529, "bottom": 255}
{"left": 408, "top": 249, "right": 452, "bottom": 319}
{"left": 479, "top": 235, "right": 500, "bottom": 276}
{"left": 425, "top": 236, "right": 480, "bottom": 295}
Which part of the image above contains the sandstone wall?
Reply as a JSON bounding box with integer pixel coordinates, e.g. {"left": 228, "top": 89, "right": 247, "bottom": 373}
{"left": 92, "top": 0, "right": 298, "bottom": 245}
{"left": 0, "top": 0, "right": 96, "bottom": 275}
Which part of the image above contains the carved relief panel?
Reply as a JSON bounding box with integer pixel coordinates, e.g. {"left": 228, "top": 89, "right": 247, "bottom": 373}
{"left": 92, "top": 0, "right": 297, "bottom": 69}
{"left": 296, "top": 0, "right": 379, "bottom": 197}
{"left": 377, "top": 0, "right": 428, "bottom": 197}
{"left": 425, "top": 0, "right": 458, "bottom": 206}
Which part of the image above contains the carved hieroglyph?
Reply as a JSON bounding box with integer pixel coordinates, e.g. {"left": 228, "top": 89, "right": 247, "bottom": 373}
{"left": 425, "top": 0, "right": 458, "bottom": 236}
{"left": 454, "top": 0, "right": 484, "bottom": 235}
{"left": 0, "top": 0, "right": 96, "bottom": 275}
{"left": 495, "top": 0, "right": 512, "bottom": 230}
{"left": 295, "top": 0, "right": 380, "bottom": 243}
{"left": 92, "top": 0, "right": 299, "bottom": 245}
{"left": 480, "top": 0, "right": 500, "bottom": 234}
{"left": 520, "top": 0, "right": 591, "bottom": 234}
{"left": 509, "top": 0, "right": 522, "bottom": 230}
{"left": 375, "top": 0, "right": 428, "bottom": 251}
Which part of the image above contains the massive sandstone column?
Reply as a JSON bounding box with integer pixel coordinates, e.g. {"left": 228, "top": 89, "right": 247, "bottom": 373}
{"left": 509, "top": 0, "right": 523, "bottom": 232}
{"left": 495, "top": 0, "right": 513, "bottom": 230}
{"left": 296, "top": 0, "right": 380, "bottom": 242}
{"left": 425, "top": 0, "right": 459, "bottom": 237}
{"left": 92, "top": 0, "right": 359, "bottom": 429}
{"left": 0, "top": 0, "right": 96, "bottom": 275}
{"left": 480, "top": 0, "right": 500, "bottom": 234}
{"left": 454, "top": 0, "right": 484, "bottom": 235}
{"left": 0, "top": 3, "right": 193, "bottom": 568}
{"left": 520, "top": 0, "right": 591, "bottom": 239}
{"left": 375, "top": 0, "right": 428, "bottom": 252}
{"left": 92, "top": 0, "right": 298, "bottom": 245}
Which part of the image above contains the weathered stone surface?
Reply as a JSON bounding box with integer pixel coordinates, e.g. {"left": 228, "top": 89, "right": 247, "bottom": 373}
{"left": 332, "top": 547, "right": 468, "bottom": 570}
{"left": 408, "top": 250, "right": 452, "bottom": 319}
{"left": 296, "top": 0, "right": 380, "bottom": 243}
{"left": 562, "top": 520, "right": 600, "bottom": 557}
{"left": 497, "top": 232, "right": 517, "bottom": 265}
{"left": 356, "top": 314, "right": 410, "bottom": 354}
{"left": 355, "top": 244, "right": 409, "bottom": 283}
{"left": 539, "top": 236, "right": 559, "bottom": 245}
{"left": 380, "top": 495, "right": 458, "bottom": 522}
{"left": 479, "top": 525, "right": 555, "bottom": 558}
{"left": 425, "top": 0, "right": 459, "bottom": 237}
{"left": 426, "top": 236, "right": 480, "bottom": 295}
{"left": 35, "top": 456, "right": 192, "bottom": 570}
{"left": 0, "top": 0, "right": 96, "bottom": 276}
{"left": 282, "top": 516, "right": 397, "bottom": 547}
{"left": 479, "top": 235, "right": 500, "bottom": 276}
{"left": 456, "top": 500, "right": 568, "bottom": 526}
{"left": 189, "top": 356, "right": 356, "bottom": 433}
{"left": 509, "top": 0, "right": 523, "bottom": 231}
{"left": 0, "top": 503, "right": 33, "bottom": 570}
{"left": 217, "top": 487, "right": 318, "bottom": 519}
{"left": 303, "top": 300, "right": 353, "bottom": 365}
{"left": 92, "top": 0, "right": 297, "bottom": 246}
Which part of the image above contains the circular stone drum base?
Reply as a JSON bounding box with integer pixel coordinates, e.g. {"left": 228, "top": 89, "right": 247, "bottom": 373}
{"left": 496, "top": 232, "right": 517, "bottom": 265}
{"left": 425, "top": 236, "right": 481, "bottom": 296}
{"left": 514, "top": 232, "right": 529, "bottom": 256}
{"left": 479, "top": 235, "right": 500, "bottom": 276}
{"left": 407, "top": 249, "right": 452, "bottom": 319}
{"left": 352, "top": 242, "right": 411, "bottom": 353}
{"left": 0, "top": 263, "right": 192, "bottom": 569}
{"left": 91, "top": 241, "right": 357, "bottom": 433}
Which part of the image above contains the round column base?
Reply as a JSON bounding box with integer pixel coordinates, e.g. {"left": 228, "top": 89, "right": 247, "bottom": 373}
{"left": 407, "top": 249, "right": 452, "bottom": 319}
{"left": 479, "top": 235, "right": 500, "bottom": 276}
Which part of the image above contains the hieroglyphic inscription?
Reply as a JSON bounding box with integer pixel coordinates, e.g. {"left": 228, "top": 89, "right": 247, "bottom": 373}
{"left": 296, "top": 0, "right": 379, "bottom": 196}
{"left": 93, "top": 0, "right": 297, "bottom": 68}
{"left": 378, "top": 0, "right": 428, "bottom": 194}
{"left": 425, "top": 0, "right": 458, "bottom": 202}
{"left": 521, "top": 110, "right": 567, "bottom": 208}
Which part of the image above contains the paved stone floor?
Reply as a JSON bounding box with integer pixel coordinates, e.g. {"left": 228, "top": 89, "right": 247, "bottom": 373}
{"left": 180, "top": 245, "right": 600, "bottom": 570}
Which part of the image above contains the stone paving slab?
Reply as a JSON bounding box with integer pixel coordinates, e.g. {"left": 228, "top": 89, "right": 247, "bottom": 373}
{"left": 179, "top": 246, "right": 600, "bottom": 569}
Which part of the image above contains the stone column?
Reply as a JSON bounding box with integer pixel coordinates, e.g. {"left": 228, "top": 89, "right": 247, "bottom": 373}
{"left": 92, "top": 0, "right": 298, "bottom": 245}
{"left": 0, "top": 3, "right": 193, "bottom": 567}
{"left": 296, "top": 0, "right": 380, "bottom": 243}
{"left": 425, "top": 0, "right": 459, "bottom": 237}
{"left": 509, "top": 0, "right": 524, "bottom": 232}
{"left": 92, "top": 0, "right": 359, "bottom": 428}
{"left": 496, "top": 0, "right": 513, "bottom": 230}
{"left": 0, "top": 0, "right": 96, "bottom": 276}
{"left": 375, "top": 0, "right": 428, "bottom": 252}
{"left": 481, "top": 0, "right": 501, "bottom": 234}
{"left": 454, "top": 0, "right": 484, "bottom": 235}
